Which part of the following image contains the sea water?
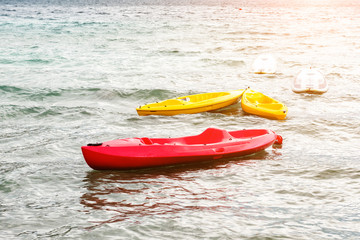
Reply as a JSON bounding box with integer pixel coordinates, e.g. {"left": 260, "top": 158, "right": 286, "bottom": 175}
{"left": 1, "top": 0, "right": 360, "bottom": 239}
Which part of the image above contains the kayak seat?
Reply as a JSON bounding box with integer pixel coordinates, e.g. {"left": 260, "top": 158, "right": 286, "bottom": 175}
{"left": 192, "top": 128, "right": 233, "bottom": 144}
{"left": 258, "top": 103, "right": 284, "bottom": 110}
{"left": 140, "top": 137, "right": 153, "bottom": 145}
{"left": 162, "top": 99, "right": 185, "bottom": 106}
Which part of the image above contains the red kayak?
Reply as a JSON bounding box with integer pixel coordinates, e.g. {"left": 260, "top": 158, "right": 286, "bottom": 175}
{"left": 81, "top": 128, "right": 283, "bottom": 170}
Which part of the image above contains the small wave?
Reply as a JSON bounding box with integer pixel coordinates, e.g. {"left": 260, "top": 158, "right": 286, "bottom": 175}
{"left": 72, "top": 21, "right": 98, "bottom": 27}
{"left": 66, "top": 87, "right": 172, "bottom": 101}
{"left": 96, "top": 12, "right": 110, "bottom": 15}
{"left": 2, "top": 8, "right": 16, "bottom": 12}
{"left": 0, "top": 86, "right": 187, "bottom": 116}
{"left": 159, "top": 49, "right": 181, "bottom": 55}
{"left": 157, "top": 49, "right": 201, "bottom": 56}
{"left": 25, "top": 59, "right": 53, "bottom": 64}
{"left": 0, "top": 85, "right": 23, "bottom": 93}
{"left": 0, "top": 104, "right": 98, "bottom": 121}
{"left": 200, "top": 58, "right": 245, "bottom": 67}
{"left": 0, "top": 86, "right": 130, "bottom": 101}
{"left": 0, "top": 163, "right": 27, "bottom": 193}
{"left": 327, "top": 72, "right": 342, "bottom": 78}
{"left": 0, "top": 85, "right": 63, "bottom": 100}
{"left": 0, "top": 105, "right": 42, "bottom": 119}
{"left": 34, "top": 225, "right": 73, "bottom": 239}
{"left": 310, "top": 168, "right": 360, "bottom": 180}
{"left": 223, "top": 59, "right": 246, "bottom": 67}
{"left": 0, "top": 85, "right": 167, "bottom": 102}
{"left": 210, "top": 46, "right": 223, "bottom": 52}
{"left": 0, "top": 162, "right": 27, "bottom": 176}
{"left": 131, "top": 88, "right": 179, "bottom": 101}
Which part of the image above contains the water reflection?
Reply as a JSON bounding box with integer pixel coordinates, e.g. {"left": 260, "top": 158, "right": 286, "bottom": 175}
{"left": 80, "top": 151, "right": 280, "bottom": 229}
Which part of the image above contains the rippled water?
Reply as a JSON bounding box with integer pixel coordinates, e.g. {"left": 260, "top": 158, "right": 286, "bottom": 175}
{"left": 1, "top": 0, "right": 360, "bottom": 239}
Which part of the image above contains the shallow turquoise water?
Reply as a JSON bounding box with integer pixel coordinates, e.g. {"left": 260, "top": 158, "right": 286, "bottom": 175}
{"left": 1, "top": 1, "right": 360, "bottom": 239}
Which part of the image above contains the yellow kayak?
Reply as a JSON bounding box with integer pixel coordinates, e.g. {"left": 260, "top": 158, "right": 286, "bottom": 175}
{"left": 137, "top": 89, "right": 245, "bottom": 116}
{"left": 241, "top": 88, "right": 287, "bottom": 120}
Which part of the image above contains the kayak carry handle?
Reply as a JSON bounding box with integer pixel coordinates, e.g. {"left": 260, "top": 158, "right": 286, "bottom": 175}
{"left": 87, "top": 143, "right": 103, "bottom": 146}
{"left": 274, "top": 135, "right": 283, "bottom": 145}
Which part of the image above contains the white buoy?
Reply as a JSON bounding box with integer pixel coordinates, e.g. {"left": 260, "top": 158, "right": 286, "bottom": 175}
{"left": 291, "top": 67, "right": 328, "bottom": 94}
{"left": 252, "top": 54, "right": 277, "bottom": 74}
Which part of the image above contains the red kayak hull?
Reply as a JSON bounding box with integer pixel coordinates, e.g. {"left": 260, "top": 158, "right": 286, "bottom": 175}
{"left": 81, "top": 128, "right": 282, "bottom": 170}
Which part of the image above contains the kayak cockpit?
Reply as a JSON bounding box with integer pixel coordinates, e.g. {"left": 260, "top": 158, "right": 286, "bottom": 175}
{"left": 151, "top": 128, "right": 234, "bottom": 145}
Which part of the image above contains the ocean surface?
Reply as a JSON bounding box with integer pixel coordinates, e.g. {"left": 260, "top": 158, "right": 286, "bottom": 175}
{"left": 1, "top": 0, "right": 360, "bottom": 239}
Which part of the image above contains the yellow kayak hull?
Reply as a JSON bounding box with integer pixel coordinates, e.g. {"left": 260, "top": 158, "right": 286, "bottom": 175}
{"left": 241, "top": 88, "right": 287, "bottom": 120}
{"left": 137, "top": 89, "right": 245, "bottom": 116}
